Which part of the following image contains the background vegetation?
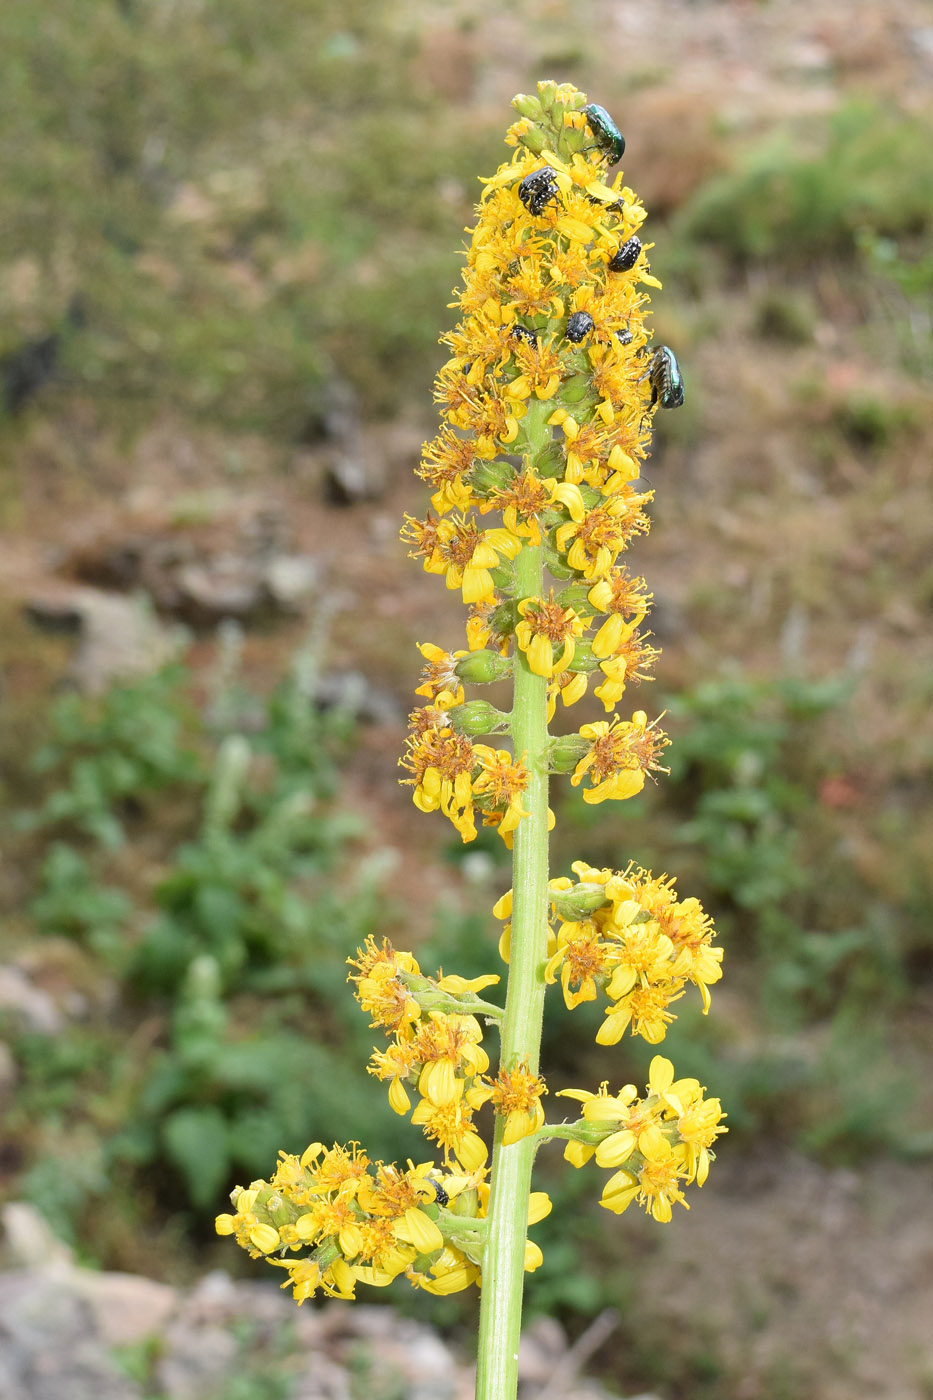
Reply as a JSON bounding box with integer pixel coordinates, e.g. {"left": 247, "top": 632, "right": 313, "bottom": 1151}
{"left": 1, "top": 1, "right": 930, "bottom": 1396}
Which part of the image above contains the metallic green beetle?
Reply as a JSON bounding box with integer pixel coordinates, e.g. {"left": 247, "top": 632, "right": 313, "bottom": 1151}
{"left": 582, "top": 103, "right": 625, "bottom": 165}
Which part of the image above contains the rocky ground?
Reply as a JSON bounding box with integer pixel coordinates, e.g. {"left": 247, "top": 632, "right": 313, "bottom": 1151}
{"left": 0, "top": 1205, "right": 627, "bottom": 1400}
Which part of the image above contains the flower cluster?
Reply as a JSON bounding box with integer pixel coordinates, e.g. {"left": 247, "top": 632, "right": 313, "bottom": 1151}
{"left": 217, "top": 83, "right": 726, "bottom": 1327}
{"left": 541, "top": 861, "right": 723, "bottom": 1042}
{"left": 559, "top": 1056, "right": 727, "bottom": 1221}
{"left": 216, "top": 1142, "right": 489, "bottom": 1301}
{"left": 399, "top": 81, "right": 675, "bottom": 845}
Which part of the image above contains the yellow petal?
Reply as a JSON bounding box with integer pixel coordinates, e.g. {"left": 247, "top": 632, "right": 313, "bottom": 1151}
{"left": 248, "top": 1224, "right": 281, "bottom": 1254}
{"left": 527, "top": 1192, "right": 552, "bottom": 1224}
{"left": 398, "top": 1207, "right": 445, "bottom": 1254}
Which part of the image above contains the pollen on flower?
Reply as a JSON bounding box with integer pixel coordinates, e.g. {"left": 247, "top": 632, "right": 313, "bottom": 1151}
{"left": 347, "top": 937, "right": 425, "bottom": 1035}
{"left": 515, "top": 594, "right": 587, "bottom": 678}
{"left": 570, "top": 711, "right": 670, "bottom": 804}
{"left": 473, "top": 1062, "right": 548, "bottom": 1145}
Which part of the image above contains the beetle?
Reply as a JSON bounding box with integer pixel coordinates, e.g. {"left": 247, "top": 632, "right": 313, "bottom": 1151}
{"left": 582, "top": 103, "right": 625, "bottom": 165}
{"left": 429, "top": 1178, "right": 450, "bottom": 1206}
{"left": 614, "top": 327, "right": 634, "bottom": 346}
{"left": 509, "top": 324, "right": 538, "bottom": 347}
{"left": 608, "top": 235, "right": 642, "bottom": 273}
{"left": 565, "top": 311, "right": 595, "bottom": 343}
{"left": 517, "top": 166, "right": 562, "bottom": 216}
{"left": 645, "top": 345, "right": 685, "bottom": 409}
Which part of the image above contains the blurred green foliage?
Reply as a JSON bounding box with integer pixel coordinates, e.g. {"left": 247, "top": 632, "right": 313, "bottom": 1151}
{"left": 676, "top": 102, "right": 933, "bottom": 265}
{"left": 21, "top": 667, "right": 201, "bottom": 847}
{"left": 0, "top": 0, "right": 492, "bottom": 430}
{"left": 3, "top": 644, "right": 417, "bottom": 1248}
{"left": 553, "top": 669, "right": 928, "bottom": 1164}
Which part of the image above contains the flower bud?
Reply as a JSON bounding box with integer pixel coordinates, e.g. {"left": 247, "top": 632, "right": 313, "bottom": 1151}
{"left": 449, "top": 701, "right": 509, "bottom": 736}
{"left": 413, "top": 1246, "right": 445, "bottom": 1272}
{"left": 544, "top": 545, "right": 576, "bottom": 580}
{"left": 511, "top": 92, "right": 544, "bottom": 120}
{"left": 565, "top": 640, "right": 599, "bottom": 673}
{"left": 556, "top": 583, "right": 592, "bottom": 612}
{"left": 531, "top": 441, "right": 565, "bottom": 476}
{"left": 549, "top": 881, "right": 612, "bottom": 920}
{"left": 558, "top": 374, "right": 595, "bottom": 406}
{"left": 548, "top": 735, "right": 591, "bottom": 773}
{"left": 517, "top": 126, "right": 548, "bottom": 155}
{"left": 471, "top": 459, "right": 515, "bottom": 495}
{"left": 489, "top": 600, "right": 518, "bottom": 637}
{"left": 449, "top": 1187, "right": 480, "bottom": 1218}
{"left": 455, "top": 650, "right": 513, "bottom": 684}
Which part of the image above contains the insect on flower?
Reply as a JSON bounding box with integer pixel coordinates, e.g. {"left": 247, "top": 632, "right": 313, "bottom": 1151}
{"left": 582, "top": 102, "right": 626, "bottom": 165}
{"left": 645, "top": 346, "right": 685, "bottom": 409}
{"left": 565, "top": 311, "right": 595, "bottom": 344}
{"left": 517, "top": 165, "right": 563, "bottom": 216}
{"left": 608, "top": 236, "right": 642, "bottom": 273}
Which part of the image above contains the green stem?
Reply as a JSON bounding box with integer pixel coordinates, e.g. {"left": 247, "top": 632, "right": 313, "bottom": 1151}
{"left": 474, "top": 400, "right": 552, "bottom": 1400}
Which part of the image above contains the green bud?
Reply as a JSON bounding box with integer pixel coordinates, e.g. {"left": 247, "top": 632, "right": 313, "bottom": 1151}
{"left": 558, "top": 374, "right": 593, "bottom": 405}
{"left": 489, "top": 600, "right": 518, "bottom": 636}
{"left": 549, "top": 881, "right": 612, "bottom": 920}
{"left": 564, "top": 1118, "right": 614, "bottom": 1146}
{"left": 455, "top": 649, "right": 513, "bottom": 684}
{"left": 512, "top": 92, "right": 544, "bottom": 120}
{"left": 556, "top": 583, "right": 592, "bottom": 612}
{"left": 536, "top": 80, "right": 559, "bottom": 114}
{"left": 548, "top": 734, "right": 590, "bottom": 773}
{"left": 531, "top": 440, "right": 565, "bottom": 476}
{"left": 544, "top": 544, "right": 576, "bottom": 580}
{"left": 471, "top": 458, "right": 514, "bottom": 495}
{"left": 252, "top": 1185, "right": 279, "bottom": 1222}
{"left": 467, "top": 456, "right": 512, "bottom": 495}
{"left": 449, "top": 701, "right": 509, "bottom": 736}
{"left": 566, "top": 640, "right": 598, "bottom": 673}
{"left": 413, "top": 1247, "right": 445, "bottom": 1272}
{"left": 517, "top": 127, "right": 548, "bottom": 155}
{"left": 265, "top": 1190, "right": 299, "bottom": 1229}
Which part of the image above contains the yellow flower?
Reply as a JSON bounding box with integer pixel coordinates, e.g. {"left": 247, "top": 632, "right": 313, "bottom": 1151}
{"left": 470, "top": 745, "right": 531, "bottom": 842}
{"left": 347, "top": 936, "right": 423, "bottom": 1034}
{"left": 515, "top": 594, "right": 588, "bottom": 678}
{"left": 411, "top": 1096, "right": 489, "bottom": 1171}
{"left": 570, "top": 710, "right": 669, "bottom": 804}
{"left": 471, "top": 1062, "right": 548, "bottom": 1145}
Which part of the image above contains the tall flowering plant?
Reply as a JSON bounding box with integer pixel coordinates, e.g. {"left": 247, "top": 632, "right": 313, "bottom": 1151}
{"left": 217, "top": 82, "right": 725, "bottom": 1400}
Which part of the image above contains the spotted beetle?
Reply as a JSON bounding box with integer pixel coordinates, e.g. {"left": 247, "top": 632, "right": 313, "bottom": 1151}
{"left": 509, "top": 325, "right": 538, "bottom": 347}
{"left": 608, "top": 236, "right": 642, "bottom": 273}
{"left": 565, "top": 311, "right": 595, "bottom": 343}
{"left": 517, "top": 166, "right": 562, "bottom": 217}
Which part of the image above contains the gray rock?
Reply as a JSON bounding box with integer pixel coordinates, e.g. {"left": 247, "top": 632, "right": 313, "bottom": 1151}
{"left": 156, "top": 1322, "right": 238, "bottom": 1400}
{"left": 176, "top": 557, "right": 264, "bottom": 623}
{"left": 24, "top": 588, "right": 181, "bottom": 695}
{"left": 262, "top": 554, "right": 319, "bottom": 612}
{"left": 71, "top": 1271, "right": 176, "bottom": 1347}
{"left": 1, "top": 1203, "right": 74, "bottom": 1271}
{"left": 0, "top": 969, "right": 63, "bottom": 1036}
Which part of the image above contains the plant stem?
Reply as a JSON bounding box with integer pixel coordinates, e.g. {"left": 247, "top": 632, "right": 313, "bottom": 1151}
{"left": 474, "top": 401, "right": 552, "bottom": 1400}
